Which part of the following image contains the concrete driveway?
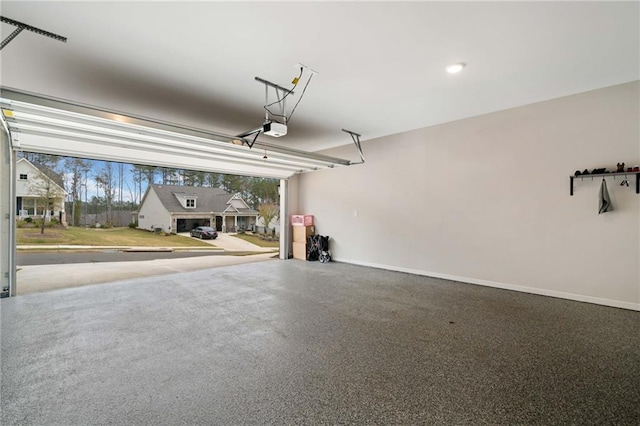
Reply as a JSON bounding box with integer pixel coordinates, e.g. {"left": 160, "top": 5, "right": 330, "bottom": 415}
{"left": 178, "top": 232, "right": 276, "bottom": 252}
{"left": 14, "top": 234, "right": 279, "bottom": 295}
{"left": 16, "top": 252, "right": 277, "bottom": 295}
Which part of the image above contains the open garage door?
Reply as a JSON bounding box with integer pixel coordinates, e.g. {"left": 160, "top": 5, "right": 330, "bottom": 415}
{"left": 0, "top": 88, "right": 351, "bottom": 179}
{"left": 177, "top": 218, "right": 211, "bottom": 232}
{"left": 0, "top": 88, "right": 354, "bottom": 296}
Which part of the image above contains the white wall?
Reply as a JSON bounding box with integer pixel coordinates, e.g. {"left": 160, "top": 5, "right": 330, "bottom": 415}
{"left": 138, "top": 189, "right": 169, "bottom": 231}
{"left": 283, "top": 175, "right": 300, "bottom": 258}
{"left": 298, "top": 82, "right": 640, "bottom": 310}
{"left": 15, "top": 160, "right": 32, "bottom": 197}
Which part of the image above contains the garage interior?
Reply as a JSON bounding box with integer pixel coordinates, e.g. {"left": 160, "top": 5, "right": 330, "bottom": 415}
{"left": 1, "top": 2, "right": 639, "bottom": 424}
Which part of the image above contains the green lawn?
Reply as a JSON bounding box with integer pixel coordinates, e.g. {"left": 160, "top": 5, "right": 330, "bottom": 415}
{"left": 232, "top": 233, "right": 280, "bottom": 248}
{"left": 16, "top": 226, "right": 216, "bottom": 247}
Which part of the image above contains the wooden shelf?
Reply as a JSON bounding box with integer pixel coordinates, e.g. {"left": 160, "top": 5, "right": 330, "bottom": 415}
{"left": 570, "top": 171, "right": 640, "bottom": 196}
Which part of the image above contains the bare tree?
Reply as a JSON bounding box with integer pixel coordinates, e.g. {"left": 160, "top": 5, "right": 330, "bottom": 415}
{"left": 19, "top": 152, "right": 60, "bottom": 169}
{"left": 64, "top": 157, "right": 91, "bottom": 226}
{"left": 132, "top": 164, "right": 157, "bottom": 201}
{"left": 258, "top": 203, "right": 279, "bottom": 235}
{"left": 125, "top": 181, "right": 137, "bottom": 207}
{"left": 204, "top": 172, "right": 222, "bottom": 188}
{"left": 95, "top": 162, "right": 116, "bottom": 226}
{"left": 160, "top": 167, "right": 180, "bottom": 185}
{"left": 26, "top": 165, "right": 65, "bottom": 234}
{"left": 118, "top": 162, "right": 124, "bottom": 206}
{"left": 131, "top": 165, "right": 143, "bottom": 204}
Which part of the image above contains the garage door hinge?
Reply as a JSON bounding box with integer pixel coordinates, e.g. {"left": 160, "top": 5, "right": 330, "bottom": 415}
{"left": 4, "top": 213, "right": 9, "bottom": 219}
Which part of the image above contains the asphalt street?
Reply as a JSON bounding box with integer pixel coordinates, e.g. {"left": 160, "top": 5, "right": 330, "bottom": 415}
{"left": 17, "top": 233, "right": 278, "bottom": 266}
{"left": 14, "top": 233, "right": 280, "bottom": 294}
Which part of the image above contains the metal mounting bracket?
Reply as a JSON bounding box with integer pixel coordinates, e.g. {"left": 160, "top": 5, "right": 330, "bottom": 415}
{"left": 234, "top": 127, "right": 262, "bottom": 149}
{"left": 342, "top": 129, "right": 365, "bottom": 165}
{"left": 255, "top": 76, "right": 293, "bottom": 125}
{"left": 1, "top": 16, "right": 67, "bottom": 50}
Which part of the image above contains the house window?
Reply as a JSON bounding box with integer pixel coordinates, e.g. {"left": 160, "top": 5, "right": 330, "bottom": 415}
{"left": 19, "top": 174, "right": 28, "bottom": 180}
{"left": 186, "top": 198, "right": 195, "bottom": 208}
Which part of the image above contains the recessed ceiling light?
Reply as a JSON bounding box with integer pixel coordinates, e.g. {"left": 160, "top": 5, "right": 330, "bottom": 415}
{"left": 446, "top": 63, "right": 465, "bottom": 74}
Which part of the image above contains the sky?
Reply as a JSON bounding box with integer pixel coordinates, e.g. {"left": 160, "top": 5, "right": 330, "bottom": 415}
{"left": 61, "top": 159, "right": 139, "bottom": 204}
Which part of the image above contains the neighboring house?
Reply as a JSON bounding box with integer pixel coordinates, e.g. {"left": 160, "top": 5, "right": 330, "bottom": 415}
{"left": 16, "top": 158, "right": 67, "bottom": 224}
{"left": 255, "top": 216, "right": 280, "bottom": 236}
{"left": 137, "top": 184, "right": 258, "bottom": 233}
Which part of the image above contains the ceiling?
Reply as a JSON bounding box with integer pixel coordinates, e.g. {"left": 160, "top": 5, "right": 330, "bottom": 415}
{"left": 1, "top": 1, "right": 638, "bottom": 156}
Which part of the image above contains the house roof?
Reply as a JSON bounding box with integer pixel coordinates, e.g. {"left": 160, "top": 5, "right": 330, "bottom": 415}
{"left": 31, "top": 162, "right": 65, "bottom": 189}
{"left": 149, "top": 184, "right": 258, "bottom": 215}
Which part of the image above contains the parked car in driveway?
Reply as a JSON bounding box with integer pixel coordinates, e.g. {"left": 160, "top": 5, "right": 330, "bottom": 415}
{"left": 190, "top": 226, "right": 218, "bottom": 239}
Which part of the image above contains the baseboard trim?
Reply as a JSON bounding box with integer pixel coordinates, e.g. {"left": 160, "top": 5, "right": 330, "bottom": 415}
{"left": 336, "top": 258, "right": 640, "bottom": 312}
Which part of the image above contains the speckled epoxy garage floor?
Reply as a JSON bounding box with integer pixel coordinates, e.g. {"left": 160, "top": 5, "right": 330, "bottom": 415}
{"left": 2, "top": 260, "right": 639, "bottom": 425}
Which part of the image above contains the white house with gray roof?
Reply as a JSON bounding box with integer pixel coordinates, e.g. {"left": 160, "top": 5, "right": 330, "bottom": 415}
{"left": 16, "top": 158, "right": 67, "bottom": 224}
{"left": 137, "top": 184, "right": 258, "bottom": 233}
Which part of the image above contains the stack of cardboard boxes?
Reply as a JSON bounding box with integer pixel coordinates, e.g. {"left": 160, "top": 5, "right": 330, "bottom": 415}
{"left": 292, "top": 215, "right": 314, "bottom": 260}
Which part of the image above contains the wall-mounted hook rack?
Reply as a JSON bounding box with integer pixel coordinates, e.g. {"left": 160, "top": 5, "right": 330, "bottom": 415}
{"left": 570, "top": 171, "right": 640, "bottom": 196}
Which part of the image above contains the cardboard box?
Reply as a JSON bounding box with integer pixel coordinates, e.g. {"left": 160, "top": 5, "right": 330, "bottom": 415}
{"left": 292, "top": 215, "right": 314, "bottom": 226}
{"left": 293, "top": 225, "right": 314, "bottom": 243}
{"left": 292, "top": 242, "right": 307, "bottom": 260}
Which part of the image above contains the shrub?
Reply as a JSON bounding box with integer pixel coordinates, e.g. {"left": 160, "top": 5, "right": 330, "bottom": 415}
{"left": 24, "top": 217, "right": 33, "bottom": 223}
{"left": 128, "top": 221, "right": 138, "bottom": 229}
{"left": 16, "top": 220, "right": 27, "bottom": 228}
{"left": 50, "top": 218, "right": 59, "bottom": 225}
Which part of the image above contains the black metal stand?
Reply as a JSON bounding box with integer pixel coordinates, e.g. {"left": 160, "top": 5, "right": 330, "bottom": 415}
{"left": 570, "top": 171, "right": 640, "bottom": 196}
